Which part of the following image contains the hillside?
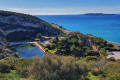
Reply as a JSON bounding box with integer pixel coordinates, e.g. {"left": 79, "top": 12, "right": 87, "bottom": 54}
{"left": 0, "top": 10, "right": 63, "bottom": 42}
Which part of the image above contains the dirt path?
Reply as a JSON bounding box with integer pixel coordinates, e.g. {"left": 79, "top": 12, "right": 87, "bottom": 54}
{"left": 27, "top": 42, "right": 61, "bottom": 56}
{"left": 27, "top": 42, "right": 46, "bottom": 53}
{"left": 50, "top": 23, "right": 71, "bottom": 34}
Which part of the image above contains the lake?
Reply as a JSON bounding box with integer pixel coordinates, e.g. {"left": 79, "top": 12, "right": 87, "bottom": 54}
{"left": 11, "top": 44, "right": 44, "bottom": 58}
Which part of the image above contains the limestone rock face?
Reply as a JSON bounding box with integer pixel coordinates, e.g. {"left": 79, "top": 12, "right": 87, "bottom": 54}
{"left": 85, "top": 39, "right": 98, "bottom": 50}
{"left": 0, "top": 15, "right": 59, "bottom": 36}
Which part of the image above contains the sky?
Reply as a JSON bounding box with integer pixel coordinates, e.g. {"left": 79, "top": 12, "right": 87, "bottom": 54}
{"left": 0, "top": 0, "right": 120, "bottom": 15}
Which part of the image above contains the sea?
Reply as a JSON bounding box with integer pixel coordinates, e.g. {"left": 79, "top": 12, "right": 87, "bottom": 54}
{"left": 35, "top": 15, "right": 120, "bottom": 44}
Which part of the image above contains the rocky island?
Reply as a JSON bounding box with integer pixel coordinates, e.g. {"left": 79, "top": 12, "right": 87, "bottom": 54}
{"left": 82, "top": 13, "right": 115, "bottom": 16}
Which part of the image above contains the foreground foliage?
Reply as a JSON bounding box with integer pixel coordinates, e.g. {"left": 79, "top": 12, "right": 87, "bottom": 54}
{"left": 0, "top": 54, "right": 119, "bottom": 80}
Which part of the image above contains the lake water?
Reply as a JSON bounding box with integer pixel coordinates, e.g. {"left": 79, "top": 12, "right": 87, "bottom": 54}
{"left": 35, "top": 15, "right": 120, "bottom": 44}
{"left": 11, "top": 44, "right": 44, "bottom": 58}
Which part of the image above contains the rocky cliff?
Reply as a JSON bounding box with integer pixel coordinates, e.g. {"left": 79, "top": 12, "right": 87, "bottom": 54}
{"left": 0, "top": 10, "right": 62, "bottom": 41}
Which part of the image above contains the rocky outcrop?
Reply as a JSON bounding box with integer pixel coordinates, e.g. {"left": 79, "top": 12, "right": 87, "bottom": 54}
{"left": 85, "top": 39, "right": 98, "bottom": 50}
{"left": 0, "top": 15, "right": 59, "bottom": 36}
{"left": 0, "top": 11, "right": 63, "bottom": 41}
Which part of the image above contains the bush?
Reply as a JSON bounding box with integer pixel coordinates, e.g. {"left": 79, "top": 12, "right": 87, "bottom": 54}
{"left": 85, "top": 56, "right": 98, "bottom": 61}
{"left": 29, "top": 55, "right": 89, "bottom": 80}
{"left": 107, "top": 57, "right": 116, "bottom": 61}
{"left": 4, "top": 57, "right": 18, "bottom": 70}
{"left": 0, "top": 74, "right": 6, "bottom": 78}
{"left": 0, "top": 48, "right": 4, "bottom": 52}
{"left": 15, "top": 58, "right": 33, "bottom": 77}
{"left": 12, "top": 53, "right": 20, "bottom": 58}
{"left": 106, "top": 73, "right": 120, "bottom": 80}
{"left": 0, "top": 30, "right": 4, "bottom": 36}
{"left": 45, "top": 44, "right": 51, "bottom": 49}
{"left": 0, "top": 60, "right": 10, "bottom": 73}
{"left": 0, "top": 54, "right": 11, "bottom": 60}
{"left": 100, "top": 48, "right": 107, "bottom": 56}
{"left": 59, "top": 26, "right": 62, "bottom": 28}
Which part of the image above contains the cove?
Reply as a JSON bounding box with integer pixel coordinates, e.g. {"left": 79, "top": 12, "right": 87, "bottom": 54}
{"left": 11, "top": 44, "right": 44, "bottom": 58}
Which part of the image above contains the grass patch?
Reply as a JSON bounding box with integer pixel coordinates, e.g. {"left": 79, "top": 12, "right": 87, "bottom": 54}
{"left": 85, "top": 72, "right": 100, "bottom": 80}
{"left": 48, "top": 50, "right": 54, "bottom": 53}
{"left": 54, "top": 49, "right": 58, "bottom": 51}
{"left": 0, "top": 70, "right": 25, "bottom": 80}
{"left": 46, "top": 48, "right": 58, "bottom": 53}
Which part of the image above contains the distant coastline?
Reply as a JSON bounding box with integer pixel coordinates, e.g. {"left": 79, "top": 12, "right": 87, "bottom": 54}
{"left": 81, "top": 13, "right": 116, "bottom": 16}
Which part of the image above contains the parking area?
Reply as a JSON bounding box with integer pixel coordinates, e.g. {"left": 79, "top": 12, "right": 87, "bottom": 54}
{"left": 106, "top": 51, "right": 120, "bottom": 60}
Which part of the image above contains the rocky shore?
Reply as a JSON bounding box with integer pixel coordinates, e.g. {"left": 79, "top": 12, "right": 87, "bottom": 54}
{"left": 107, "top": 40, "right": 120, "bottom": 50}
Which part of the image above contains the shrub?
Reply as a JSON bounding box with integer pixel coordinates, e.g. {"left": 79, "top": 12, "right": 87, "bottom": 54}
{"left": 0, "top": 74, "right": 7, "bottom": 78}
{"left": 107, "top": 57, "right": 116, "bottom": 61}
{"left": 0, "top": 30, "right": 4, "bottom": 36}
{"left": 0, "top": 60, "right": 10, "bottom": 73}
{"left": 4, "top": 57, "right": 18, "bottom": 70}
{"left": 100, "top": 48, "right": 107, "bottom": 56}
{"left": 12, "top": 53, "right": 20, "bottom": 58}
{"left": 29, "top": 55, "right": 89, "bottom": 80}
{"left": 0, "top": 48, "right": 3, "bottom": 52}
{"left": 15, "top": 58, "right": 33, "bottom": 77}
{"left": 59, "top": 26, "right": 62, "bottom": 28}
{"left": 50, "top": 43, "right": 56, "bottom": 49}
{"left": 0, "top": 54, "right": 11, "bottom": 60}
{"left": 45, "top": 44, "right": 51, "bottom": 49}
{"left": 85, "top": 56, "right": 98, "bottom": 61}
{"left": 106, "top": 73, "right": 120, "bottom": 80}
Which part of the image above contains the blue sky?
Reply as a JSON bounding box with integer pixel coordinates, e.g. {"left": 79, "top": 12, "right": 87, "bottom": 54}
{"left": 0, "top": 0, "right": 120, "bottom": 15}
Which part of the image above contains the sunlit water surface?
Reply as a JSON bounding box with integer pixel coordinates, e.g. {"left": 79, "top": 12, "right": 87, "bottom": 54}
{"left": 11, "top": 44, "right": 44, "bottom": 58}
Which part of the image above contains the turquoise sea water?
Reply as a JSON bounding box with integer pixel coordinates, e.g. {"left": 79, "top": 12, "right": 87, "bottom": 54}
{"left": 11, "top": 44, "right": 44, "bottom": 58}
{"left": 35, "top": 15, "right": 120, "bottom": 44}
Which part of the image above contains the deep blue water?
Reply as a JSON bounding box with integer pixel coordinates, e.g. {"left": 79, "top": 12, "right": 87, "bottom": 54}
{"left": 11, "top": 44, "right": 44, "bottom": 58}
{"left": 35, "top": 15, "right": 120, "bottom": 44}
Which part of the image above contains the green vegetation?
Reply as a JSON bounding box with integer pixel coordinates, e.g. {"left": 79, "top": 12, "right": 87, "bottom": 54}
{"left": 0, "top": 10, "right": 120, "bottom": 80}
{"left": 45, "top": 31, "right": 118, "bottom": 57}
{"left": 91, "top": 37, "right": 117, "bottom": 51}
{"left": 45, "top": 32, "right": 99, "bottom": 56}
{"left": 0, "top": 70, "right": 25, "bottom": 80}
{"left": 85, "top": 72, "right": 101, "bottom": 80}
{"left": 0, "top": 54, "right": 119, "bottom": 80}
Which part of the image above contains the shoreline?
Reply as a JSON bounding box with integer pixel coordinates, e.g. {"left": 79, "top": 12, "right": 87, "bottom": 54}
{"left": 107, "top": 40, "right": 120, "bottom": 50}
{"left": 51, "top": 23, "right": 120, "bottom": 47}
{"left": 9, "top": 23, "right": 120, "bottom": 57}
{"left": 107, "top": 40, "right": 120, "bottom": 45}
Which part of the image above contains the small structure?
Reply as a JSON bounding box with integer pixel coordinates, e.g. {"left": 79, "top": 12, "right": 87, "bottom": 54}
{"left": 106, "top": 51, "right": 120, "bottom": 60}
{"left": 34, "top": 38, "right": 39, "bottom": 41}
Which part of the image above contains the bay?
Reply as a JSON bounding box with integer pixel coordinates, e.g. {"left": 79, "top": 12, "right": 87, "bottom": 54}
{"left": 35, "top": 15, "right": 120, "bottom": 44}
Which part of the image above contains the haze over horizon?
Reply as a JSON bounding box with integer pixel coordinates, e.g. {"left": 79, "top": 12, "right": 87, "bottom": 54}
{"left": 0, "top": 0, "right": 120, "bottom": 15}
